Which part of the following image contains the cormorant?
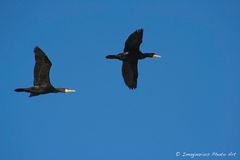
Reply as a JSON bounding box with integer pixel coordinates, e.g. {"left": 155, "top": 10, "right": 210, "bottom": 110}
{"left": 14, "top": 47, "right": 76, "bottom": 97}
{"left": 105, "top": 29, "right": 160, "bottom": 89}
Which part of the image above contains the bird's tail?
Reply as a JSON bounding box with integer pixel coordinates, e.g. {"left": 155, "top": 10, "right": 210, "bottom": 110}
{"left": 106, "top": 55, "right": 118, "bottom": 59}
{"left": 14, "top": 88, "right": 29, "bottom": 92}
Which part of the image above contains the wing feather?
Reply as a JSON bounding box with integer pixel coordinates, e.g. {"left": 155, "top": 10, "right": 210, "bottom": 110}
{"left": 33, "top": 47, "right": 52, "bottom": 87}
{"left": 122, "top": 61, "right": 138, "bottom": 89}
{"left": 124, "top": 29, "right": 143, "bottom": 52}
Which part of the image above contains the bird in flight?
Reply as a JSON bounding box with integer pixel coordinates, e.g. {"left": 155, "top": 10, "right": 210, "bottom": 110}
{"left": 15, "top": 47, "right": 76, "bottom": 97}
{"left": 105, "top": 29, "right": 160, "bottom": 89}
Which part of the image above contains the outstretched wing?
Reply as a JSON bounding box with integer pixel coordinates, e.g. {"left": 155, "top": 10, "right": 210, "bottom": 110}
{"left": 122, "top": 61, "right": 138, "bottom": 89}
{"left": 33, "top": 47, "right": 52, "bottom": 87}
{"left": 124, "top": 29, "right": 143, "bottom": 52}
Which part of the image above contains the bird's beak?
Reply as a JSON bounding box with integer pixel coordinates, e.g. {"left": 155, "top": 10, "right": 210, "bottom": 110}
{"left": 65, "top": 89, "right": 76, "bottom": 93}
{"left": 153, "top": 54, "right": 161, "bottom": 58}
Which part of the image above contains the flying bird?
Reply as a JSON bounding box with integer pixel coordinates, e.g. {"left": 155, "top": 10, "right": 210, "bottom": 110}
{"left": 15, "top": 47, "right": 76, "bottom": 97}
{"left": 105, "top": 29, "right": 160, "bottom": 89}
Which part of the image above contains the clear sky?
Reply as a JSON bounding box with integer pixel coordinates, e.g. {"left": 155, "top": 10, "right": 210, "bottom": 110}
{"left": 1, "top": 0, "right": 240, "bottom": 160}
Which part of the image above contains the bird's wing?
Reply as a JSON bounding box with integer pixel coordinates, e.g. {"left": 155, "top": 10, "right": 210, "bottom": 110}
{"left": 124, "top": 29, "right": 143, "bottom": 52}
{"left": 122, "top": 61, "right": 138, "bottom": 89}
{"left": 33, "top": 47, "right": 52, "bottom": 87}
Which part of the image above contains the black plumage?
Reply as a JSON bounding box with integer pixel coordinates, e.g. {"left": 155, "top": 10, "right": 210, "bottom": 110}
{"left": 14, "top": 47, "right": 75, "bottom": 97}
{"left": 106, "top": 29, "right": 160, "bottom": 89}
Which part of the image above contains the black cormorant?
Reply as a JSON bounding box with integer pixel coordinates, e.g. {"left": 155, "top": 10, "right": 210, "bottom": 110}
{"left": 105, "top": 29, "right": 160, "bottom": 89}
{"left": 14, "top": 47, "right": 76, "bottom": 97}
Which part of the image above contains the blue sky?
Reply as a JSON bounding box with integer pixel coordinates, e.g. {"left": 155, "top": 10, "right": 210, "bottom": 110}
{"left": 1, "top": 0, "right": 240, "bottom": 160}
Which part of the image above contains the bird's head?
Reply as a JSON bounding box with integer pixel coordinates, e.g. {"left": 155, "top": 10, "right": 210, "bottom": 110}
{"left": 64, "top": 88, "right": 76, "bottom": 93}
{"left": 151, "top": 53, "right": 161, "bottom": 58}
{"left": 56, "top": 88, "right": 76, "bottom": 93}
{"left": 140, "top": 53, "right": 161, "bottom": 59}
